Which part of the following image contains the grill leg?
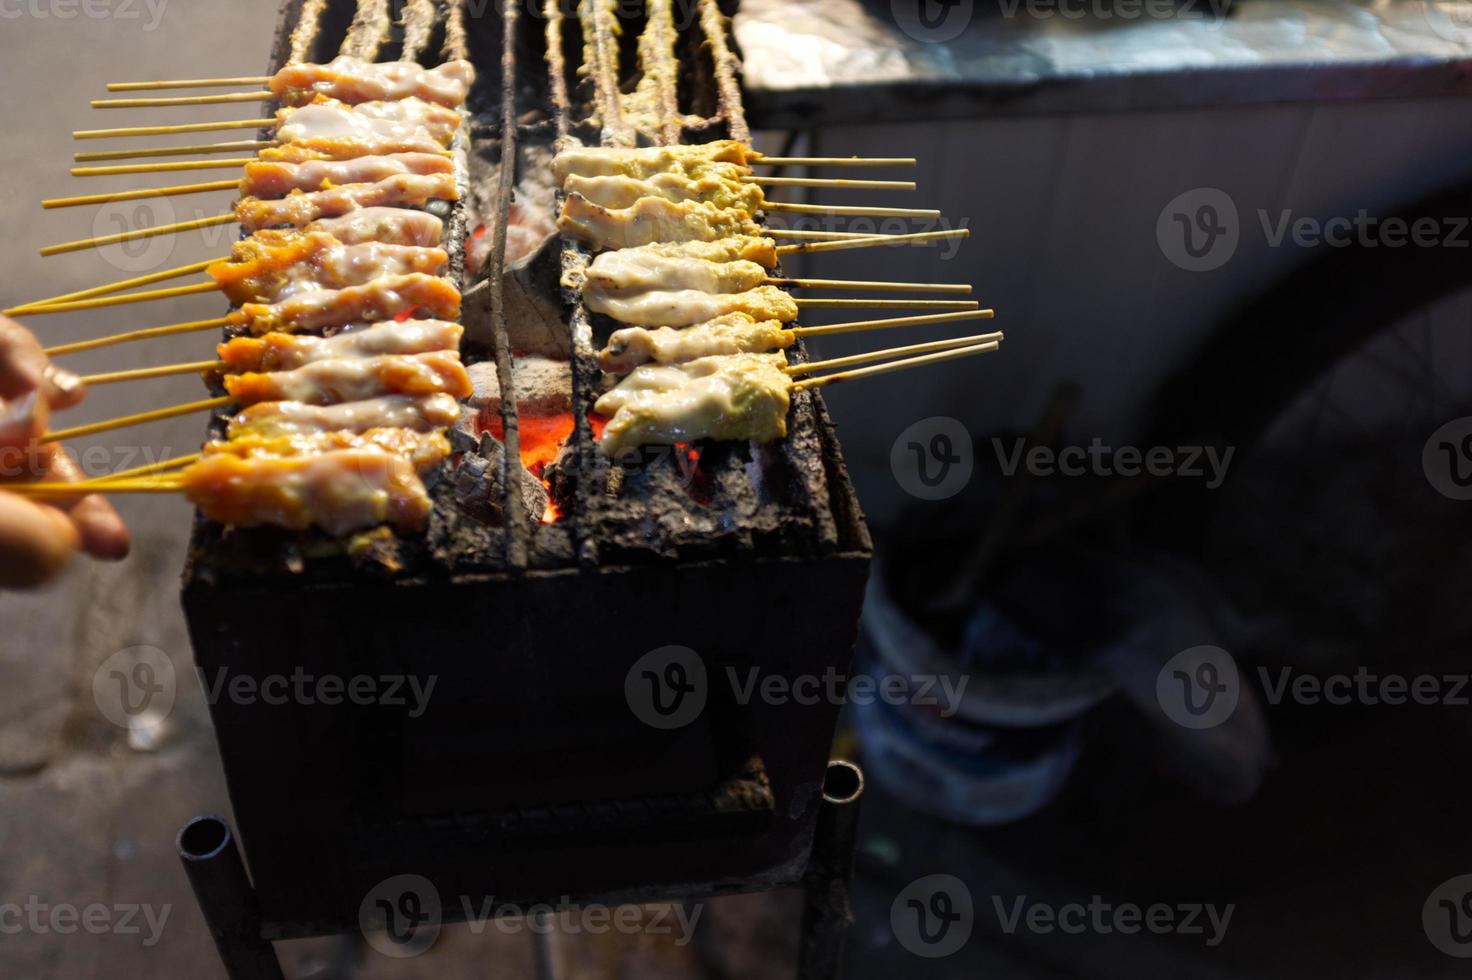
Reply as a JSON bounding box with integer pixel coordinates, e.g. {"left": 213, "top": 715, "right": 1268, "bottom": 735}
{"left": 798, "top": 760, "right": 865, "bottom": 980}
{"left": 177, "top": 815, "right": 286, "bottom": 980}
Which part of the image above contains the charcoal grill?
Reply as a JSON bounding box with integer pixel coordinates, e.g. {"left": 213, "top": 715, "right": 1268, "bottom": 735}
{"left": 177, "top": 2, "right": 873, "bottom": 976}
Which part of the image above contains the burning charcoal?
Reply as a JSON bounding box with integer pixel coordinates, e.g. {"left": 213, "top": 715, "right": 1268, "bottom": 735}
{"left": 453, "top": 432, "right": 549, "bottom": 527}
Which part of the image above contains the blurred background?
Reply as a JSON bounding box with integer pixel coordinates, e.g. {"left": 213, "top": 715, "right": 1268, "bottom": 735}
{"left": 4, "top": 0, "right": 1472, "bottom": 976}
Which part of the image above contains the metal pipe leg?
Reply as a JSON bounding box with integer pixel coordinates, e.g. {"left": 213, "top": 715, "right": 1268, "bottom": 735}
{"left": 798, "top": 760, "right": 865, "bottom": 980}
{"left": 177, "top": 815, "right": 286, "bottom": 980}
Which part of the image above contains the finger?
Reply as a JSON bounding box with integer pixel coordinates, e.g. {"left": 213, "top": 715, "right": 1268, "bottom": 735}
{"left": 42, "top": 448, "right": 131, "bottom": 561}
{"left": 0, "top": 315, "right": 85, "bottom": 410}
{"left": 0, "top": 490, "right": 79, "bottom": 589}
{"left": 0, "top": 391, "right": 48, "bottom": 449}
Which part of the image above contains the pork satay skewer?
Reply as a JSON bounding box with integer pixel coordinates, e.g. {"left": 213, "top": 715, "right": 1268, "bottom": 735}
{"left": 42, "top": 175, "right": 455, "bottom": 256}
{"left": 8, "top": 451, "right": 436, "bottom": 535}
{"left": 75, "top": 321, "right": 466, "bottom": 384}
{"left": 594, "top": 338, "right": 1003, "bottom": 455}
{"left": 50, "top": 153, "right": 456, "bottom": 206}
{"left": 102, "top": 57, "right": 474, "bottom": 107}
{"left": 597, "top": 310, "right": 1000, "bottom": 373}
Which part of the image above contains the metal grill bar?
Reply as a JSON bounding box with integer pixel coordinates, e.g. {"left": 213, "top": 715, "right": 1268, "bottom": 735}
{"left": 639, "top": 0, "right": 682, "bottom": 146}
{"left": 288, "top": 0, "right": 330, "bottom": 63}
{"left": 443, "top": 0, "right": 469, "bottom": 61}
{"left": 400, "top": 0, "right": 439, "bottom": 61}
{"left": 699, "top": 0, "right": 748, "bottom": 143}
{"left": 341, "top": 0, "right": 392, "bottom": 59}
{"left": 489, "top": 0, "right": 532, "bottom": 567}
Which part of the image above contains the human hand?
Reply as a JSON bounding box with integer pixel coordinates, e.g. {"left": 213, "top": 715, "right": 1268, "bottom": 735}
{"left": 0, "top": 316, "right": 130, "bottom": 588}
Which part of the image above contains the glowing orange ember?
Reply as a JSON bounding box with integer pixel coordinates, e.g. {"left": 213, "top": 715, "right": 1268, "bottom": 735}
{"left": 481, "top": 412, "right": 578, "bottom": 523}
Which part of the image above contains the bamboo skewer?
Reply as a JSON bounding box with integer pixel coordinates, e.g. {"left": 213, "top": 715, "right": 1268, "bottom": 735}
{"left": 91, "top": 452, "right": 201, "bottom": 482}
{"left": 746, "top": 176, "right": 916, "bottom": 191}
{"left": 106, "top": 76, "right": 270, "bottom": 91}
{"left": 794, "top": 299, "right": 978, "bottom": 311}
{"left": 80, "top": 360, "right": 223, "bottom": 386}
{"left": 753, "top": 154, "right": 912, "bottom": 166}
{"left": 45, "top": 317, "right": 230, "bottom": 357}
{"left": 11, "top": 282, "right": 217, "bottom": 315}
{"left": 75, "top": 141, "right": 271, "bottom": 163}
{"left": 767, "top": 277, "right": 970, "bottom": 295}
{"left": 43, "top": 179, "right": 240, "bottom": 209}
{"left": 776, "top": 228, "right": 969, "bottom": 254}
{"left": 42, "top": 396, "right": 233, "bottom": 443}
{"left": 92, "top": 91, "right": 274, "bottom": 109}
{"left": 4, "top": 479, "right": 185, "bottom": 497}
{"left": 764, "top": 202, "right": 941, "bottom": 219}
{"left": 791, "top": 341, "right": 1002, "bottom": 391}
{"left": 792, "top": 309, "right": 995, "bottom": 338}
{"left": 5, "top": 258, "right": 219, "bottom": 314}
{"left": 766, "top": 229, "right": 891, "bottom": 241}
{"left": 73, "top": 158, "right": 256, "bottom": 177}
{"left": 74, "top": 118, "right": 274, "bottom": 140}
{"left": 41, "top": 213, "right": 236, "bottom": 257}
{"left": 786, "top": 332, "right": 1004, "bottom": 376}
